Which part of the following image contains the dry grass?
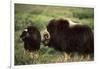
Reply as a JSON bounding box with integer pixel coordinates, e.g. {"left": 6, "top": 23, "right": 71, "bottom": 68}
{"left": 15, "top": 45, "right": 94, "bottom": 65}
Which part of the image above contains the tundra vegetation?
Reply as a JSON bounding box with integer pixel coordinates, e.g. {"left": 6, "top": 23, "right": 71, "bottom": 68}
{"left": 15, "top": 4, "right": 94, "bottom": 65}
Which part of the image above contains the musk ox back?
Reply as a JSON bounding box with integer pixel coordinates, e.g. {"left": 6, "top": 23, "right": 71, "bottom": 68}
{"left": 20, "top": 26, "right": 41, "bottom": 52}
{"left": 44, "top": 18, "right": 94, "bottom": 55}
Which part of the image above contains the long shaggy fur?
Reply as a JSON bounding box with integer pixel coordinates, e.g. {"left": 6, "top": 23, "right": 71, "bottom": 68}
{"left": 20, "top": 26, "right": 41, "bottom": 52}
{"left": 45, "top": 18, "right": 94, "bottom": 55}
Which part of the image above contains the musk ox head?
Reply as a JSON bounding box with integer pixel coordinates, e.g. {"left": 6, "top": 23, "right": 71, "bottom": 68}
{"left": 42, "top": 18, "right": 81, "bottom": 46}
{"left": 20, "top": 26, "right": 41, "bottom": 52}
{"left": 20, "top": 28, "right": 30, "bottom": 41}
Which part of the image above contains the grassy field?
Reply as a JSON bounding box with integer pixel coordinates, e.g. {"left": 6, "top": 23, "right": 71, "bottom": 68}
{"left": 14, "top": 4, "right": 94, "bottom": 65}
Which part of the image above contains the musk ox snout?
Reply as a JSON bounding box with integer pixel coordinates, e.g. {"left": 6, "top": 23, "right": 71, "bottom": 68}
{"left": 20, "top": 29, "right": 30, "bottom": 41}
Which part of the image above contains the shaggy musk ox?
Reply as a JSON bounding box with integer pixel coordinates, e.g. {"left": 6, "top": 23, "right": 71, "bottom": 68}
{"left": 43, "top": 18, "right": 94, "bottom": 60}
{"left": 20, "top": 26, "right": 41, "bottom": 52}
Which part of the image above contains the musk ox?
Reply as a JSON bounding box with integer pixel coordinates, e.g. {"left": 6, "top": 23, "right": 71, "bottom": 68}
{"left": 43, "top": 18, "right": 94, "bottom": 60}
{"left": 20, "top": 26, "right": 41, "bottom": 52}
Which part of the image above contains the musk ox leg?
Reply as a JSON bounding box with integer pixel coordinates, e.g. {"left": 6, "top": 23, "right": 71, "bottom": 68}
{"left": 23, "top": 50, "right": 26, "bottom": 55}
{"left": 63, "top": 52, "right": 70, "bottom": 62}
{"left": 86, "top": 54, "right": 91, "bottom": 61}
{"left": 84, "top": 54, "right": 91, "bottom": 61}
{"left": 23, "top": 50, "right": 29, "bottom": 56}
{"left": 80, "top": 54, "right": 91, "bottom": 61}
{"left": 80, "top": 55, "right": 84, "bottom": 61}
{"left": 34, "top": 51, "right": 39, "bottom": 59}
{"left": 29, "top": 52, "right": 34, "bottom": 59}
{"left": 29, "top": 51, "right": 39, "bottom": 59}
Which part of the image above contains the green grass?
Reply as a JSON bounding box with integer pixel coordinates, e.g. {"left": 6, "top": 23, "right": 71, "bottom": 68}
{"left": 15, "top": 4, "right": 94, "bottom": 65}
